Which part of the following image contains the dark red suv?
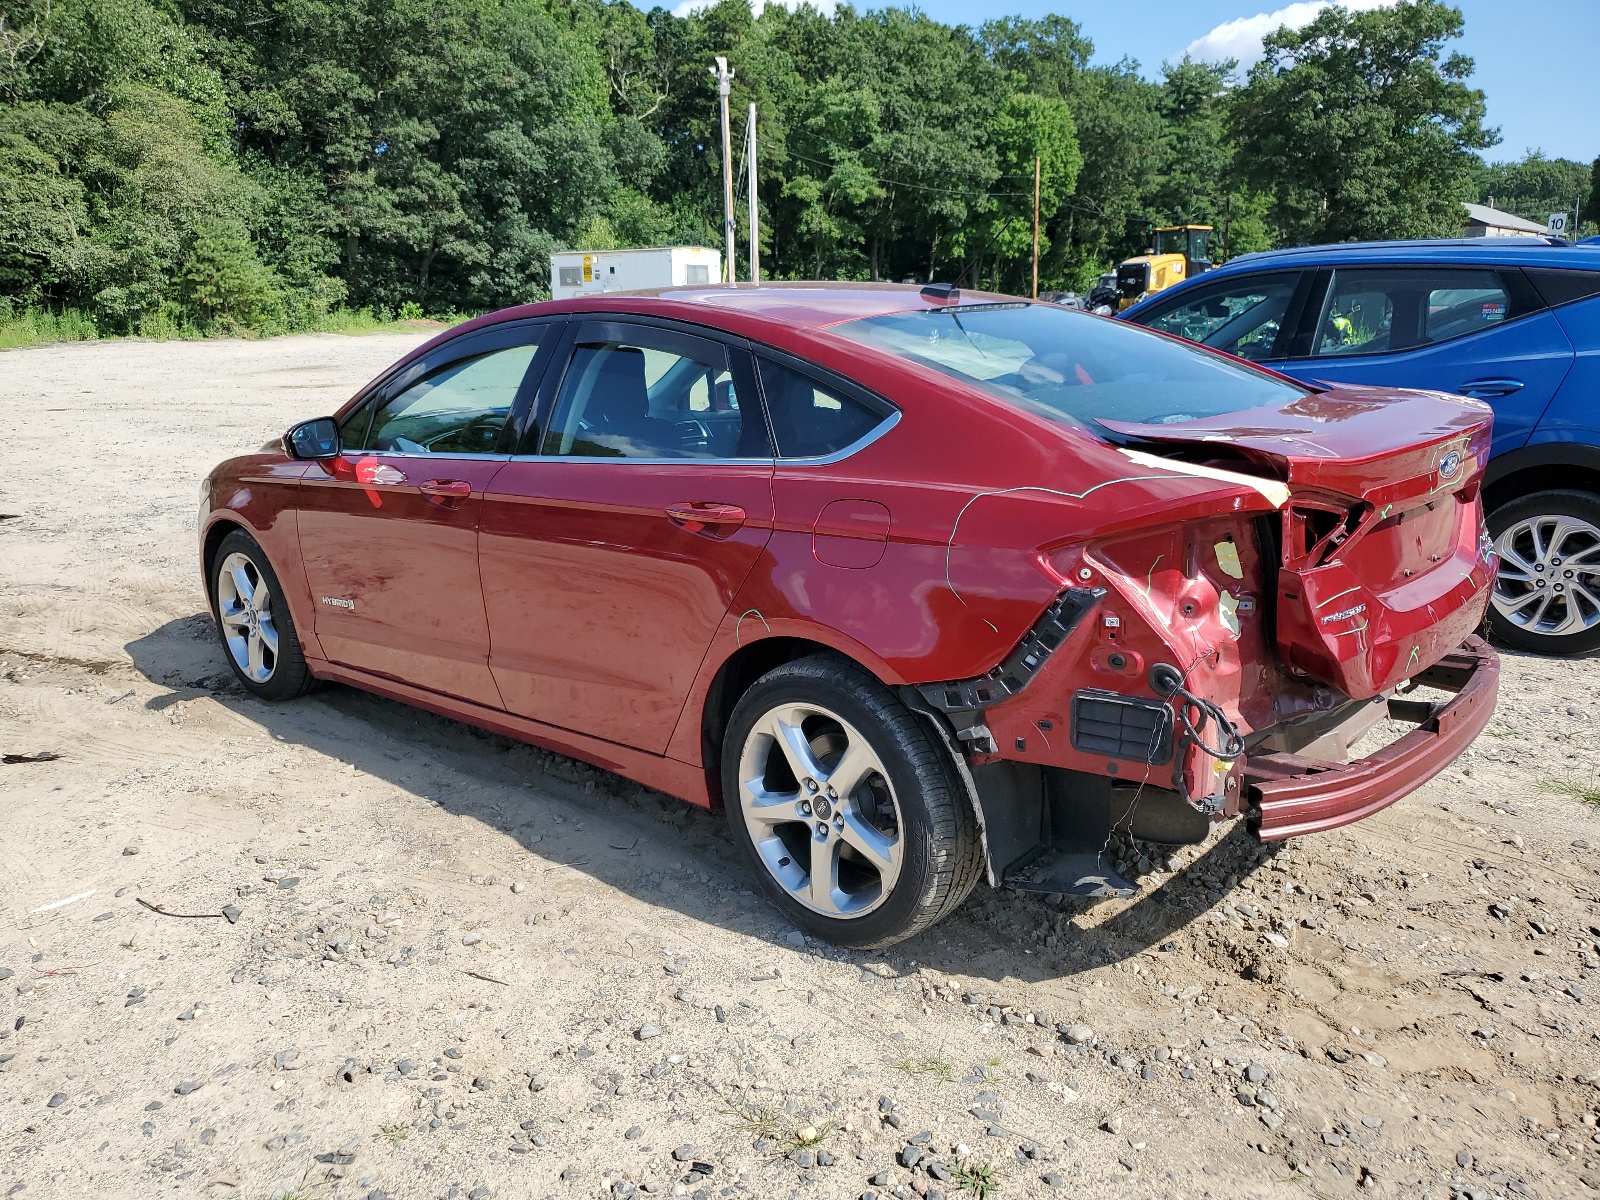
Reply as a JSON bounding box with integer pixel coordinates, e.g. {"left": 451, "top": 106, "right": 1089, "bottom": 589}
{"left": 200, "top": 284, "right": 1499, "bottom": 947}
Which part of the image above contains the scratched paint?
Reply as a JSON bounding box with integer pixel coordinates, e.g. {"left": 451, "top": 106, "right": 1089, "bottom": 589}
{"left": 942, "top": 480, "right": 1174, "bottom": 607}
{"left": 734, "top": 608, "right": 771, "bottom": 648}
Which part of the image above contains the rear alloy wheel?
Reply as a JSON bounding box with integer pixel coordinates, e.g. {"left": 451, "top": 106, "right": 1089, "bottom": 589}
{"left": 722, "top": 656, "right": 983, "bottom": 948}
{"left": 211, "top": 529, "right": 317, "bottom": 700}
{"left": 1487, "top": 489, "right": 1600, "bottom": 656}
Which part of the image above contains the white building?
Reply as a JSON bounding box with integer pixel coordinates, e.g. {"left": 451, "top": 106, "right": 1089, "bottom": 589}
{"left": 549, "top": 247, "right": 722, "bottom": 300}
{"left": 1461, "top": 202, "right": 1550, "bottom": 238}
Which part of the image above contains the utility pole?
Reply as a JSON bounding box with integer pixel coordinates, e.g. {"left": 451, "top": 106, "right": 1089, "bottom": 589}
{"left": 1031, "top": 155, "right": 1041, "bottom": 299}
{"left": 711, "top": 56, "right": 736, "bottom": 284}
{"left": 747, "top": 102, "right": 759, "bottom": 285}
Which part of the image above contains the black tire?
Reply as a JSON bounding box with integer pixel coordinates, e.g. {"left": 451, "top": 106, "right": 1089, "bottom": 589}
{"left": 1485, "top": 489, "right": 1600, "bottom": 657}
{"left": 721, "top": 655, "right": 984, "bottom": 949}
{"left": 209, "top": 529, "right": 318, "bottom": 701}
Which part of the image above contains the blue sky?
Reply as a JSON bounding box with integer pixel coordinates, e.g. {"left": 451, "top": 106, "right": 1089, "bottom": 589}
{"left": 880, "top": 0, "right": 1600, "bottom": 167}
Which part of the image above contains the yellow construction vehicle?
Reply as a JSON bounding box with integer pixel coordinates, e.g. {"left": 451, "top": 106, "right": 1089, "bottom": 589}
{"left": 1113, "top": 225, "right": 1213, "bottom": 310}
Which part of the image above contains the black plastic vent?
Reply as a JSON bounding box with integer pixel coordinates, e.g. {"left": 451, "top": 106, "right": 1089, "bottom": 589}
{"left": 1071, "top": 689, "right": 1173, "bottom": 765}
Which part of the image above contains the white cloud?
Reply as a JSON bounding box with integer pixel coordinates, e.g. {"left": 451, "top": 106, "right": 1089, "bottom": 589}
{"left": 1181, "top": 0, "right": 1397, "bottom": 72}
{"left": 672, "top": 0, "right": 837, "bottom": 18}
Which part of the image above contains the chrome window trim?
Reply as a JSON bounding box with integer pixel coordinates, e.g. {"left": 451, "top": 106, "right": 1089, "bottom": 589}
{"left": 773, "top": 408, "right": 902, "bottom": 466}
{"left": 358, "top": 452, "right": 514, "bottom": 461}
{"left": 502, "top": 453, "right": 775, "bottom": 465}
{"left": 494, "top": 409, "right": 899, "bottom": 467}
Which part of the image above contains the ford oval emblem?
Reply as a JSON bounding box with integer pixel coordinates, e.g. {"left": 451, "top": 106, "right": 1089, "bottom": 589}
{"left": 1438, "top": 450, "right": 1462, "bottom": 480}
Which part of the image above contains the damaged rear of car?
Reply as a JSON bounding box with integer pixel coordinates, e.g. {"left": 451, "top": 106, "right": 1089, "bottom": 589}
{"left": 833, "top": 300, "right": 1498, "bottom": 897}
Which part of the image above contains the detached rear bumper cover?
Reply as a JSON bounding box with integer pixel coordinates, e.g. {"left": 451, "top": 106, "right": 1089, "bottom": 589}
{"left": 1245, "top": 636, "right": 1498, "bottom": 841}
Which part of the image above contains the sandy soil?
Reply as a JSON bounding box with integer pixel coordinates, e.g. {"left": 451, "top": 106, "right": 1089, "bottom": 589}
{"left": 2, "top": 333, "right": 1599, "bottom": 1200}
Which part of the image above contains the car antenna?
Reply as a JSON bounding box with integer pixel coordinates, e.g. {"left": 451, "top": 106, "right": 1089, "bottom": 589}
{"left": 920, "top": 282, "right": 960, "bottom": 304}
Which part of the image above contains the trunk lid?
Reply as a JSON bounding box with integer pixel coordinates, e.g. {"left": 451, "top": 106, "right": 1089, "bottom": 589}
{"left": 1101, "top": 386, "right": 1496, "bottom": 700}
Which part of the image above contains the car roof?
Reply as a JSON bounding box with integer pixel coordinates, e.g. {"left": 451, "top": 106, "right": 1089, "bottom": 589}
{"left": 383, "top": 282, "right": 1028, "bottom": 390}
{"left": 1120, "top": 237, "right": 1600, "bottom": 319}
{"left": 480, "top": 282, "right": 1020, "bottom": 333}
{"left": 1206, "top": 237, "right": 1600, "bottom": 274}
{"left": 416, "top": 281, "right": 1037, "bottom": 357}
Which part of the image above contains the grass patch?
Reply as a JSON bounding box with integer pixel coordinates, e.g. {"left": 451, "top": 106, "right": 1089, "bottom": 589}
{"left": 306, "top": 307, "right": 451, "bottom": 336}
{"left": 0, "top": 307, "right": 101, "bottom": 350}
{"left": 891, "top": 1050, "right": 956, "bottom": 1082}
{"left": 722, "top": 1103, "right": 785, "bottom": 1141}
{"left": 1539, "top": 774, "right": 1600, "bottom": 805}
{"left": 978, "top": 1056, "right": 1005, "bottom": 1082}
{"left": 1089, "top": 1093, "right": 1129, "bottom": 1127}
{"left": 950, "top": 1157, "right": 1000, "bottom": 1198}
{"left": 777, "top": 1120, "right": 834, "bottom": 1155}
{"left": 0, "top": 303, "right": 464, "bottom": 350}
{"left": 376, "top": 1123, "right": 409, "bottom": 1144}
{"left": 724, "top": 1104, "right": 835, "bottom": 1158}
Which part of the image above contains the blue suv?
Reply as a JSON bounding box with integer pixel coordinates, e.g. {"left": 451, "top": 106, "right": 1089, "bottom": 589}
{"left": 1123, "top": 237, "right": 1600, "bottom": 656}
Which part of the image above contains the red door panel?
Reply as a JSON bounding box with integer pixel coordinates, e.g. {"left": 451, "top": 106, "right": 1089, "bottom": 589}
{"left": 479, "top": 461, "right": 774, "bottom": 751}
{"left": 297, "top": 453, "right": 507, "bottom": 707}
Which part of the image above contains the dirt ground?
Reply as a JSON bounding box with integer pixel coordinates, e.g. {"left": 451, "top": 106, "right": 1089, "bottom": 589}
{"left": 2, "top": 333, "right": 1600, "bottom": 1200}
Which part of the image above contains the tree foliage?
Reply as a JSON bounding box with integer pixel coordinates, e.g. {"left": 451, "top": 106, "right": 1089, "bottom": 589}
{"left": 0, "top": 0, "right": 1564, "bottom": 334}
{"left": 1475, "top": 152, "right": 1592, "bottom": 227}
{"left": 1229, "top": 0, "right": 1497, "bottom": 244}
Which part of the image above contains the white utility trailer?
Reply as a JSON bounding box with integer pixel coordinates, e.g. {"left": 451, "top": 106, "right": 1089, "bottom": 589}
{"left": 548, "top": 246, "right": 722, "bottom": 300}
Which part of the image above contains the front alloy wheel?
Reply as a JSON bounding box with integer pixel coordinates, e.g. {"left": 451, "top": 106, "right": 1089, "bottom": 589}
{"left": 1488, "top": 489, "right": 1600, "bottom": 656}
{"left": 209, "top": 529, "right": 317, "bottom": 700}
{"left": 217, "top": 551, "right": 281, "bottom": 684}
{"left": 722, "top": 656, "right": 983, "bottom": 948}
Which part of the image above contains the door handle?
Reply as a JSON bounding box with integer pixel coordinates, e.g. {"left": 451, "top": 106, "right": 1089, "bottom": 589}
{"left": 1459, "top": 378, "right": 1524, "bottom": 398}
{"left": 420, "top": 479, "right": 473, "bottom": 498}
{"left": 666, "top": 501, "right": 746, "bottom": 534}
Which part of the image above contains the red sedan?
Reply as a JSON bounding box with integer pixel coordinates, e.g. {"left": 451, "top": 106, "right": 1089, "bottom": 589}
{"left": 200, "top": 283, "right": 1499, "bottom": 947}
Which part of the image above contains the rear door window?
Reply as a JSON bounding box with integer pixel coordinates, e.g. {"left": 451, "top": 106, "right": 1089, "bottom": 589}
{"left": 1312, "top": 268, "right": 1514, "bottom": 358}
{"left": 1141, "top": 273, "right": 1301, "bottom": 362}
{"left": 541, "top": 322, "right": 769, "bottom": 459}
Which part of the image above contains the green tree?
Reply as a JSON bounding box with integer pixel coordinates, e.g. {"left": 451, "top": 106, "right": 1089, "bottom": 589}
{"left": 1583, "top": 156, "right": 1600, "bottom": 233}
{"left": 1229, "top": 0, "right": 1498, "bottom": 245}
{"left": 1475, "top": 151, "right": 1592, "bottom": 227}
{"left": 184, "top": 0, "right": 627, "bottom": 310}
{"left": 177, "top": 216, "right": 284, "bottom": 328}
{"left": 1145, "top": 57, "right": 1270, "bottom": 262}
{"left": 981, "top": 92, "right": 1081, "bottom": 291}
{"left": 982, "top": 16, "right": 1165, "bottom": 289}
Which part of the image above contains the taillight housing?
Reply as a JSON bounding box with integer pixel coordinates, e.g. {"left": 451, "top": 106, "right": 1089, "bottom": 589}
{"left": 1281, "top": 499, "right": 1366, "bottom": 570}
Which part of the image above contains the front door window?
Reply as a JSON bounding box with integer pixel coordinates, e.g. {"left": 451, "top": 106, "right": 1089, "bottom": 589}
{"left": 1142, "top": 274, "right": 1300, "bottom": 362}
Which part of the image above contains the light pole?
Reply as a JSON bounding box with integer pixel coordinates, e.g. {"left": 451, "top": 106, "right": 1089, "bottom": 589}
{"left": 748, "top": 101, "right": 760, "bottom": 285}
{"left": 711, "top": 56, "right": 736, "bottom": 284}
{"left": 1031, "top": 155, "right": 1041, "bottom": 299}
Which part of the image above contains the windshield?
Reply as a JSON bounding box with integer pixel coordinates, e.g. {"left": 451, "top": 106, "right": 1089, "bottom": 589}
{"left": 1155, "top": 228, "right": 1209, "bottom": 258}
{"left": 831, "top": 302, "right": 1307, "bottom": 429}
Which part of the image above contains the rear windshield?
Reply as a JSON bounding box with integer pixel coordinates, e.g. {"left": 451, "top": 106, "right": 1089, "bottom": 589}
{"left": 832, "top": 302, "right": 1307, "bottom": 429}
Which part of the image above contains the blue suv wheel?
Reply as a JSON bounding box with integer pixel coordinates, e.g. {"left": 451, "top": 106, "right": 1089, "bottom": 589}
{"left": 1486, "top": 489, "right": 1600, "bottom": 655}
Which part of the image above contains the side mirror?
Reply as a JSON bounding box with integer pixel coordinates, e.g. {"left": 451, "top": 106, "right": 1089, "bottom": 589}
{"left": 287, "top": 417, "right": 340, "bottom": 460}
